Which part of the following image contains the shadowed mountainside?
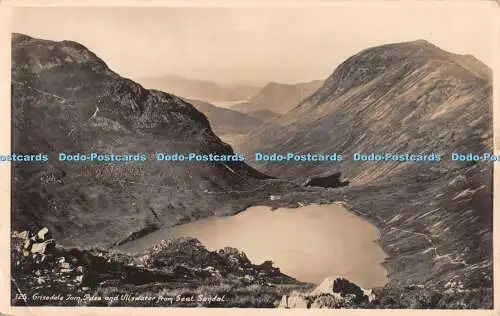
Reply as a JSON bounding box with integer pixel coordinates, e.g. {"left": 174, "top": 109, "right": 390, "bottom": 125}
{"left": 183, "top": 98, "right": 264, "bottom": 136}
{"left": 11, "top": 33, "right": 291, "bottom": 250}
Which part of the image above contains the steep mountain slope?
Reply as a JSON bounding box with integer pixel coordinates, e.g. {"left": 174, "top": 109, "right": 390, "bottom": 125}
{"left": 245, "top": 109, "right": 280, "bottom": 121}
{"left": 184, "top": 98, "right": 263, "bottom": 136}
{"left": 136, "top": 75, "right": 260, "bottom": 101}
{"left": 242, "top": 40, "right": 492, "bottom": 183}
{"left": 231, "top": 80, "right": 324, "bottom": 115}
{"left": 241, "top": 40, "right": 493, "bottom": 304}
{"left": 11, "top": 33, "right": 284, "bottom": 250}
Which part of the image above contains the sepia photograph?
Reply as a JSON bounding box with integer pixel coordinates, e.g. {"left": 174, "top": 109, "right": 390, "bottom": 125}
{"left": 2, "top": 0, "right": 499, "bottom": 313}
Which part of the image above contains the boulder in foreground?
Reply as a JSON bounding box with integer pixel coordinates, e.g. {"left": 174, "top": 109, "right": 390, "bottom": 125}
{"left": 279, "top": 276, "right": 375, "bottom": 308}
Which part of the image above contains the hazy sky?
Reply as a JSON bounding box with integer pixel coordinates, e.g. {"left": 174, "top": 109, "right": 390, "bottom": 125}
{"left": 12, "top": 2, "right": 497, "bottom": 85}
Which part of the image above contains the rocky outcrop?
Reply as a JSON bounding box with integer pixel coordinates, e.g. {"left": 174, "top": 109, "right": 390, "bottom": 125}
{"left": 303, "top": 172, "right": 349, "bottom": 188}
{"left": 11, "top": 228, "right": 304, "bottom": 307}
{"left": 279, "top": 277, "right": 375, "bottom": 308}
{"left": 12, "top": 228, "right": 492, "bottom": 308}
{"left": 12, "top": 227, "right": 55, "bottom": 264}
{"left": 12, "top": 228, "right": 93, "bottom": 300}
{"left": 136, "top": 238, "right": 294, "bottom": 284}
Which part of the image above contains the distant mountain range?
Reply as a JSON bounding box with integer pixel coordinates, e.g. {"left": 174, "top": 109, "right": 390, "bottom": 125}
{"left": 136, "top": 76, "right": 325, "bottom": 123}
{"left": 135, "top": 75, "right": 261, "bottom": 101}
{"left": 183, "top": 98, "right": 263, "bottom": 136}
{"left": 180, "top": 80, "right": 327, "bottom": 138}
{"left": 231, "top": 80, "right": 324, "bottom": 115}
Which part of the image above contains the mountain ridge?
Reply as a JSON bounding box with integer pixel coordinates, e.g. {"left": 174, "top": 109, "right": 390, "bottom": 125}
{"left": 242, "top": 39, "right": 492, "bottom": 183}
{"left": 182, "top": 98, "right": 264, "bottom": 136}
{"left": 10, "top": 32, "right": 290, "bottom": 250}
{"left": 239, "top": 39, "right": 493, "bottom": 304}
{"left": 292, "top": 39, "right": 491, "bottom": 115}
{"left": 136, "top": 74, "right": 261, "bottom": 102}
{"left": 231, "top": 79, "right": 324, "bottom": 115}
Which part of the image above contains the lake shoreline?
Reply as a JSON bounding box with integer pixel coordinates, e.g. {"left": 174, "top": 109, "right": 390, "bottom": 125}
{"left": 118, "top": 202, "right": 389, "bottom": 289}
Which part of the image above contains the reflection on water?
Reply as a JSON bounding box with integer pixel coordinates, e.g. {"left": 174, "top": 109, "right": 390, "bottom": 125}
{"left": 119, "top": 203, "right": 388, "bottom": 288}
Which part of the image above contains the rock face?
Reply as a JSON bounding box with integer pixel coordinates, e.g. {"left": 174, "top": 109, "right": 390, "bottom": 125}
{"left": 303, "top": 172, "right": 349, "bottom": 188}
{"left": 11, "top": 33, "right": 282, "bottom": 249}
{"left": 13, "top": 227, "right": 55, "bottom": 263}
{"left": 184, "top": 98, "right": 264, "bottom": 136}
{"left": 241, "top": 40, "right": 493, "bottom": 306}
{"left": 231, "top": 80, "right": 324, "bottom": 115}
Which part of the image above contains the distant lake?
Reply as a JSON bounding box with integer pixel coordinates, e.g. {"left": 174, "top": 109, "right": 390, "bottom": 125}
{"left": 218, "top": 133, "right": 247, "bottom": 149}
{"left": 118, "top": 203, "right": 388, "bottom": 288}
{"left": 205, "top": 100, "right": 247, "bottom": 109}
